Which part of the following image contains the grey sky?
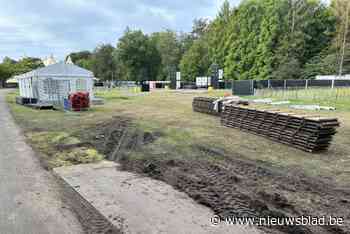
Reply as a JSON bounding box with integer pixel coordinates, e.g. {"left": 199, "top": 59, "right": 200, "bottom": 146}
{"left": 0, "top": 0, "right": 241, "bottom": 61}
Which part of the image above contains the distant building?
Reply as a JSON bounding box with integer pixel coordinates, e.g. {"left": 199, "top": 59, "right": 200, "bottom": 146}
{"left": 66, "top": 56, "right": 74, "bottom": 64}
{"left": 15, "top": 60, "right": 95, "bottom": 104}
{"left": 42, "top": 55, "right": 57, "bottom": 66}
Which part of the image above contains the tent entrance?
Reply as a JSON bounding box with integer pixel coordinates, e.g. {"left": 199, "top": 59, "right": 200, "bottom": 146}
{"left": 43, "top": 79, "right": 71, "bottom": 106}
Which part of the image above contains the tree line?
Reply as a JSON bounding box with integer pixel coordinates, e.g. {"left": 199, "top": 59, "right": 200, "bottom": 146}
{"left": 1, "top": 0, "right": 349, "bottom": 85}
{"left": 66, "top": 27, "right": 200, "bottom": 82}
{"left": 0, "top": 57, "right": 43, "bottom": 87}
{"left": 199, "top": 0, "right": 350, "bottom": 80}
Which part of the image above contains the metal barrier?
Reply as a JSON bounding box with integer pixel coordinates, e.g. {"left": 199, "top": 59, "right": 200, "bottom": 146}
{"left": 232, "top": 79, "right": 350, "bottom": 95}
{"left": 233, "top": 80, "right": 254, "bottom": 95}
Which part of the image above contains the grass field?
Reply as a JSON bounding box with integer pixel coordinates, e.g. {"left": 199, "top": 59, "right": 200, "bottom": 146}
{"left": 254, "top": 87, "right": 350, "bottom": 111}
{"left": 6, "top": 89, "right": 350, "bottom": 186}
{"left": 7, "top": 88, "right": 350, "bottom": 233}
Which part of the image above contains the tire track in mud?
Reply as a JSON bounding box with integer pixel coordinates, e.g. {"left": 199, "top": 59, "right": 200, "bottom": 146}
{"left": 122, "top": 156, "right": 350, "bottom": 234}
{"left": 83, "top": 117, "right": 350, "bottom": 234}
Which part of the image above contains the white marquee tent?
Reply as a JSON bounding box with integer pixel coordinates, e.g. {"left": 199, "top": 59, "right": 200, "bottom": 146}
{"left": 15, "top": 61, "right": 95, "bottom": 103}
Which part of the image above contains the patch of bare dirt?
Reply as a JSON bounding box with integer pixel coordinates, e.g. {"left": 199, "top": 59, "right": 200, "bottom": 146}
{"left": 82, "top": 116, "right": 161, "bottom": 161}
{"left": 84, "top": 117, "right": 350, "bottom": 234}
{"left": 121, "top": 156, "right": 350, "bottom": 234}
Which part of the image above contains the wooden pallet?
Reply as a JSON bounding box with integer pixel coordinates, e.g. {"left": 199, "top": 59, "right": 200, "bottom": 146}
{"left": 192, "top": 97, "right": 221, "bottom": 116}
{"left": 221, "top": 105, "right": 340, "bottom": 153}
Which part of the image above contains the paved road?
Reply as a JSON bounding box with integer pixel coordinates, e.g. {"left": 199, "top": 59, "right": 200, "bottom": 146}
{"left": 55, "top": 161, "right": 261, "bottom": 234}
{"left": 0, "top": 89, "right": 83, "bottom": 234}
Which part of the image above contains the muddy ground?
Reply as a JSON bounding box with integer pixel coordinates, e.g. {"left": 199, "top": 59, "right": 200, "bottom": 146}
{"left": 80, "top": 116, "right": 350, "bottom": 234}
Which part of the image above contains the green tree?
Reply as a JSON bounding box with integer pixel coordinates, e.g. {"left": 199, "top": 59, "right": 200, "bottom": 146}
{"left": 178, "top": 32, "right": 195, "bottom": 56}
{"left": 66, "top": 51, "right": 92, "bottom": 62}
{"left": 66, "top": 51, "right": 94, "bottom": 70}
{"left": 91, "top": 44, "right": 116, "bottom": 81}
{"left": 220, "top": 0, "right": 335, "bottom": 80}
{"left": 2, "top": 57, "right": 17, "bottom": 65}
{"left": 302, "top": 51, "right": 339, "bottom": 79}
{"left": 273, "top": 0, "right": 335, "bottom": 79}
{"left": 253, "top": 0, "right": 288, "bottom": 80}
{"left": 15, "top": 57, "right": 44, "bottom": 75}
{"left": 0, "top": 63, "right": 12, "bottom": 88}
{"left": 150, "top": 30, "right": 182, "bottom": 80}
{"left": 179, "top": 39, "right": 210, "bottom": 81}
{"left": 191, "top": 18, "right": 210, "bottom": 39}
{"left": 75, "top": 59, "right": 94, "bottom": 71}
{"left": 305, "top": 0, "right": 346, "bottom": 80}
{"left": 331, "top": 0, "right": 350, "bottom": 75}
{"left": 116, "top": 29, "right": 161, "bottom": 81}
{"left": 0, "top": 56, "right": 43, "bottom": 87}
{"left": 179, "top": 17, "right": 212, "bottom": 81}
{"left": 207, "top": 0, "right": 232, "bottom": 69}
{"left": 176, "top": 18, "right": 210, "bottom": 62}
{"left": 224, "top": 0, "right": 265, "bottom": 80}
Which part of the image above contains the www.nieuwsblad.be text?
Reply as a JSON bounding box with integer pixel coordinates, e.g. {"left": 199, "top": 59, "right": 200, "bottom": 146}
{"left": 210, "top": 215, "right": 345, "bottom": 227}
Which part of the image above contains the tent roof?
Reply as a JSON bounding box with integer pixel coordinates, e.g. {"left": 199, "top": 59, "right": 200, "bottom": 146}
{"left": 15, "top": 62, "right": 94, "bottom": 79}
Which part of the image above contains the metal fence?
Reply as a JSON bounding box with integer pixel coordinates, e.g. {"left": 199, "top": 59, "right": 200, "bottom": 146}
{"left": 232, "top": 79, "right": 350, "bottom": 95}
{"left": 232, "top": 80, "right": 254, "bottom": 95}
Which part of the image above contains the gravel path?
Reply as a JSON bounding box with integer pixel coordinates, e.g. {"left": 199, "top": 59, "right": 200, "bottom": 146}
{"left": 0, "top": 89, "right": 83, "bottom": 234}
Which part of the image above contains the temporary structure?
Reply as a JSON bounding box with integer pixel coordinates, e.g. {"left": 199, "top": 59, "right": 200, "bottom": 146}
{"left": 6, "top": 78, "right": 18, "bottom": 84}
{"left": 5, "top": 78, "right": 18, "bottom": 88}
{"left": 15, "top": 61, "right": 94, "bottom": 104}
{"left": 15, "top": 60, "right": 95, "bottom": 104}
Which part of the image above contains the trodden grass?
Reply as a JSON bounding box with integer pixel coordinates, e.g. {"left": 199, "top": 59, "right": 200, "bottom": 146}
{"left": 6, "top": 89, "right": 350, "bottom": 186}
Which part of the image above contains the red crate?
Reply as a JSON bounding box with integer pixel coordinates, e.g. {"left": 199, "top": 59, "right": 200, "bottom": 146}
{"left": 68, "top": 92, "right": 90, "bottom": 111}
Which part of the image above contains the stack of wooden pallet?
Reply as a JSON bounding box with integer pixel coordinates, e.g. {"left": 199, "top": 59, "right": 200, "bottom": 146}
{"left": 192, "top": 97, "right": 221, "bottom": 116}
{"left": 221, "top": 105, "right": 340, "bottom": 152}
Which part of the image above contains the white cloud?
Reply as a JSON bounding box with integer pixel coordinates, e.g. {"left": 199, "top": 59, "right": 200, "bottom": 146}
{"left": 0, "top": 0, "right": 241, "bottom": 61}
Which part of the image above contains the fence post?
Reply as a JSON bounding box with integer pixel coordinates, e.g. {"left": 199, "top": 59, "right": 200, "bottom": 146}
{"left": 284, "top": 80, "right": 287, "bottom": 90}
{"left": 305, "top": 79, "right": 308, "bottom": 89}
{"left": 331, "top": 79, "right": 335, "bottom": 89}
{"left": 268, "top": 80, "right": 271, "bottom": 89}
{"left": 231, "top": 80, "right": 234, "bottom": 95}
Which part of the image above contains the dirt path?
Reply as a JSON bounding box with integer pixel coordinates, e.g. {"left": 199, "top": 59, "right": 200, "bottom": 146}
{"left": 0, "top": 90, "right": 83, "bottom": 234}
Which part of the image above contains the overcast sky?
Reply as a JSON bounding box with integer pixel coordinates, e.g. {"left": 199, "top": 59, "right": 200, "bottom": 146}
{"left": 0, "top": 0, "right": 243, "bottom": 61}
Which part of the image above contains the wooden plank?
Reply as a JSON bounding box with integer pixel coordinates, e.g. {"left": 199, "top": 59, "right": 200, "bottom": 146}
{"left": 221, "top": 105, "right": 340, "bottom": 153}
